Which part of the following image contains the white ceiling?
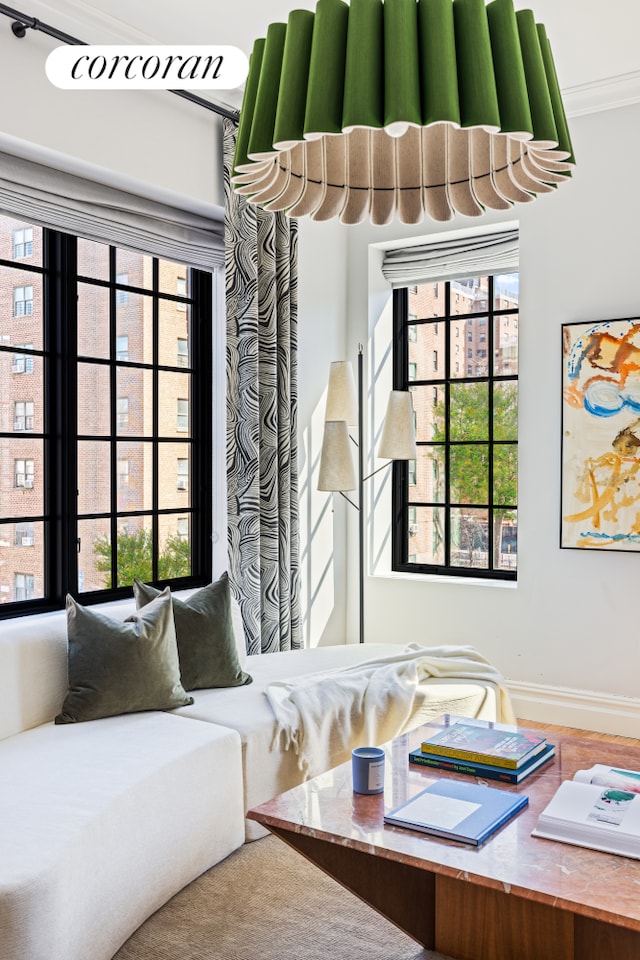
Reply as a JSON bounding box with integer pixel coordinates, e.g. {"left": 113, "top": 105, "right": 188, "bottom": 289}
{"left": 16, "top": 0, "right": 640, "bottom": 112}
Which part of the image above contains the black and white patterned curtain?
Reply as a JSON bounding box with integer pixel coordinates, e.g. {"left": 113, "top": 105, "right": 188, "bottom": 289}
{"left": 223, "top": 118, "right": 301, "bottom": 655}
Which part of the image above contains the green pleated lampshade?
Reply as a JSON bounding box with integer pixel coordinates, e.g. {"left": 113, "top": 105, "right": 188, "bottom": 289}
{"left": 232, "top": 0, "right": 574, "bottom": 225}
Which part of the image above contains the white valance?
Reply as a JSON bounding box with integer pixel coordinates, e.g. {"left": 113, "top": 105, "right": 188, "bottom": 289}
{"left": 0, "top": 150, "right": 224, "bottom": 270}
{"left": 381, "top": 228, "right": 519, "bottom": 289}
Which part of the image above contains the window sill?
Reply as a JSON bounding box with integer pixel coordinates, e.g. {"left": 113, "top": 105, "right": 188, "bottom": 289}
{"left": 374, "top": 569, "right": 517, "bottom": 589}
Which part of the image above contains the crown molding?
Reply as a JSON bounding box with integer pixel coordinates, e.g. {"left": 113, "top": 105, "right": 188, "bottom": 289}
{"left": 563, "top": 70, "right": 640, "bottom": 117}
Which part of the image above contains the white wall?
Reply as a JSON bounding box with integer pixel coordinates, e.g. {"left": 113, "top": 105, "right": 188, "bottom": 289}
{"left": 0, "top": 15, "right": 223, "bottom": 210}
{"left": 308, "top": 103, "right": 640, "bottom": 734}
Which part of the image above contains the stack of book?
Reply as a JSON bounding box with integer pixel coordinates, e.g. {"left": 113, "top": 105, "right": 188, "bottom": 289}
{"left": 409, "top": 715, "right": 556, "bottom": 784}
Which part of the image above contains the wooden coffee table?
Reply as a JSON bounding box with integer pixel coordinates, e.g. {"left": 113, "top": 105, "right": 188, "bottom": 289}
{"left": 248, "top": 723, "right": 640, "bottom": 960}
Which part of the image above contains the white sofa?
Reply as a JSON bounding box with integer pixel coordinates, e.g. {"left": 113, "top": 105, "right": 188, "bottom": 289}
{"left": 0, "top": 592, "right": 501, "bottom": 960}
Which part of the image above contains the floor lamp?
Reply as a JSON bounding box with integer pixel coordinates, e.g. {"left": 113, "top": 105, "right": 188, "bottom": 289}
{"left": 318, "top": 346, "right": 417, "bottom": 644}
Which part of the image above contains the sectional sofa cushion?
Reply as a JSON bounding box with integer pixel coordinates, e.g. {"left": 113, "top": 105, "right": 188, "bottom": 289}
{"left": 176, "top": 642, "right": 499, "bottom": 840}
{"left": 133, "top": 573, "right": 253, "bottom": 691}
{"left": 56, "top": 589, "right": 193, "bottom": 724}
{"left": 0, "top": 712, "right": 244, "bottom": 960}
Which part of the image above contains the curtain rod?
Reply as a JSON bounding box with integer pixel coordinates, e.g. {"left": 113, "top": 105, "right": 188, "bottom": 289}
{"left": 0, "top": 2, "right": 240, "bottom": 121}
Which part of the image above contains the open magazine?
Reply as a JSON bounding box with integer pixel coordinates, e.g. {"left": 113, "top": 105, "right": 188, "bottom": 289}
{"left": 532, "top": 764, "right": 640, "bottom": 859}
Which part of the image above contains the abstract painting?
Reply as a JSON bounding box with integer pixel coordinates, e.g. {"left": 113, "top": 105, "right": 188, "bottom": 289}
{"left": 561, "top": 317, "right": 640, "bottom": 550}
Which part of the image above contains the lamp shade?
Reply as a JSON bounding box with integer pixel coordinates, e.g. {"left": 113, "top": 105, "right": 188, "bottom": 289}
{"left": 325, "top": 360, "right": 358, "bottom": 425}
{"left": 377, "top": 391, "right": 417, "bottom": 460}
{"left": 232, "top": 0, "right": 574, "bottom": 225}
{"left": 318, "top": 420, "right": 357, "bottom": 491}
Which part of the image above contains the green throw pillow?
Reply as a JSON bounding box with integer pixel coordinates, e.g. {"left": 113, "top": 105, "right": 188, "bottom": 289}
{"left": 56, "top": 588, "right": 193, "bottom": 724}
{"left": 133, "top": 573, "right": 253, "bottom": 691}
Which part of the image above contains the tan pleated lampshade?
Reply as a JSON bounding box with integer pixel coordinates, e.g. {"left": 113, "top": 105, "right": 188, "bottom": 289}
{"left": 318, "top": 420, "right": 357, "bottom": 492}
{"left": 377, "top": 391, "right": 417, "bottom": 461}
{"left": 324, "top": 361, "right": 358, "bottom": 426}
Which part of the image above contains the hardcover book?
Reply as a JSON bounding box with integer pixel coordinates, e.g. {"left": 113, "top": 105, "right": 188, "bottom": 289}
{"left": 532, "top": 765, "right": 640, "bottom": 859}
{"left": 384, "top": 778, "right": 529, "bottom": 846}
{"left": 420, "top": 716, "right": 547, "bottom": 769}
{"left": 409, "top": 742, "right": 556, "bottom": 784}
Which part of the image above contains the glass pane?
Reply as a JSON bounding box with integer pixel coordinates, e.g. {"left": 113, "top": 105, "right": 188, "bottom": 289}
{"left": 447, "top": 318, "right": 467, "bottom": 379}
{"left": 493, "top": 444, "right": 518, "bottom": 507}
{"left": 77, "top": 282, "right": 110, "bottom": 359}
{"left": 116, "top": 367, "right": 153, "bottom": 436}
{"left": 158, "top": 371, "right": 191, "bottom": 437}
{"left": 78, "top": 517, "right": 111, "bottom": 592}
{"left": 493, "top": 381, "right": 518, "bottom": 441}
{"left": 450, "top": 277, "right": 489, "bottom": 315}
{"left": 410, "top": 384, "right": 445, "bottom": 442}
{"left": 159, "top": 442, "right": 191, "bottom": 510}
{"left": 494, "top": 313, "right": 519, "bottom": 375}
{"left": 159, "top": 301, "right": 191, "bottom": 368}
{"left": 158, "top": 257, "right": 189, "bottom": 297}
{"left": 0, "top": 267, "right": 43, "bottom": 349}
{"left": 78, "top": 441, "right": 111, "bottom": 515}
{"left": 115, "top": 515, "right": 153, "bottom": 588}
{"left": 450, "top": 444, "right": 488, "bottom": 504}
{"left": 409, "top": 282, "right": 445, "bottom": 319}
{"left": 455, "top": 314, "right": 490, "bottom": 379}
{"left": 411, "top": 447, "right": 446, "bottom": 504}
{"left": 0, "top": 216, "right": 41, "bottom": 265}
{"left": 158, "top": 513, "right": 192, "bottom": 578}
{"left": 78, "top": 362, "right": 110, "bottom": 435}
{"left": 116, "top": 249, "right": 153, "bottom": 291}
{"left": 4, "top": 439, "right": 44, "bottom": 516}
{"left": 409, "top": 320, "right": 446, "bottom": 381}
{"left": 77, "top": 237, "right": 109, "bottom": 281}
{"left": 0, "top": 520, "right": 45, "bottom": 604}
{"left": 494, "top": 274, "right": 519, "bottom": 310}
{"left": 450, "top": 382, "right": 488, "bottom": 441}
{"left": 116, "top": 441, "right": 152, "bottom": 512}
{"left": 406, "top": 506, "right": 445, "bottom": 565}
{"left": 116, "top": 290, "right": 153, "bottom": 364}
{"left": 450, "top": 508, "right": 489, "bottom": 569}
{"left": 494, "top": 510, "right": 517, "bottom": 571}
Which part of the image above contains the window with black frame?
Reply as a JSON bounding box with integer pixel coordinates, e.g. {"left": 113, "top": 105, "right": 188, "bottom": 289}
{"left": 0, "top": 213, "right": 212, "bottom": 616}
{"left": 392, "top": 274, "right": 518, "bottom": 580}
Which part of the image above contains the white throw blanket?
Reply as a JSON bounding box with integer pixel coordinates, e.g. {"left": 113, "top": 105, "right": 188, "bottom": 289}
{"left": 265, "top": 643, "right": 515, "bottom": 779}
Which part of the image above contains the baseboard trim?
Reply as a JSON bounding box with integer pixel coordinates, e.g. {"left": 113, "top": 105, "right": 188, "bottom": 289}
{"left": 507, "top": 680, "right": 640, "bottom": 739}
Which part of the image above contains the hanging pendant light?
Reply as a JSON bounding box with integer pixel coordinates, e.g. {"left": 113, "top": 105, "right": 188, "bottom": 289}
{"left": 231, "top": 0, "right": 574, "bottom": 225}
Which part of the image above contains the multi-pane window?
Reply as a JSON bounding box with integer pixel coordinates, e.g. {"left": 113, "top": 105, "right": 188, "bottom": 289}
{"left": 13, "top": 227, "right": 33, "bottom": 259}
{"left": 117, "top": 458, "right": 129, "bottom": 488}
{"left": 0, "top": 213, "right": 213, "bottom": 615}
{"left": 392, "top": 274, "right": 519, "bottom": 580}
{"left": 13, "top": 401, "right": 34, "bottom": 431}
{"left": 177, "top": 338, "right": 188, "bottom": 367}
{"left": 13, "top": 285, "right": 33, "bottom": 316}
{"left": 12, "top": 346, "right": 34, "bottom": 374}
{"left": 177, "top": 458, "right": 189, "bottom": 491}
{"left": 116, "top": 335, "right": 129, "bottom": 361}
{"left": 14, "top": 573, "right": 34, "bottom": 601}
{"left": 14, "top": 459, "right": 34, "bottom": 488}
{"left": 177, "top": 398, "right": 189, "bottom": 432}
{"left": 177, "top": 517, "right": 188, "bottom": 540}
{"left": 15, "top": 522, "right": 34, "bottom": 547}
{"left": 176, "top": 277, "right": 187, "bottom": 311}
{"left": 115, "top": 273, "right": 129, "bottom": 305}
{"left": 116, "top": 397, "right": 129, "bottom": 430}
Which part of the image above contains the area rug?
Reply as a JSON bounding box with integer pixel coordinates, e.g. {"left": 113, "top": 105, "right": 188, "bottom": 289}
{"left": 113, "top": 835, "right": 454, "bottom": 960}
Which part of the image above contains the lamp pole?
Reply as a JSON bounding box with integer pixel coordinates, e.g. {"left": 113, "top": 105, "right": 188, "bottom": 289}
{"left": 358, "top": 345, "right": 364, "bottom": 644}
